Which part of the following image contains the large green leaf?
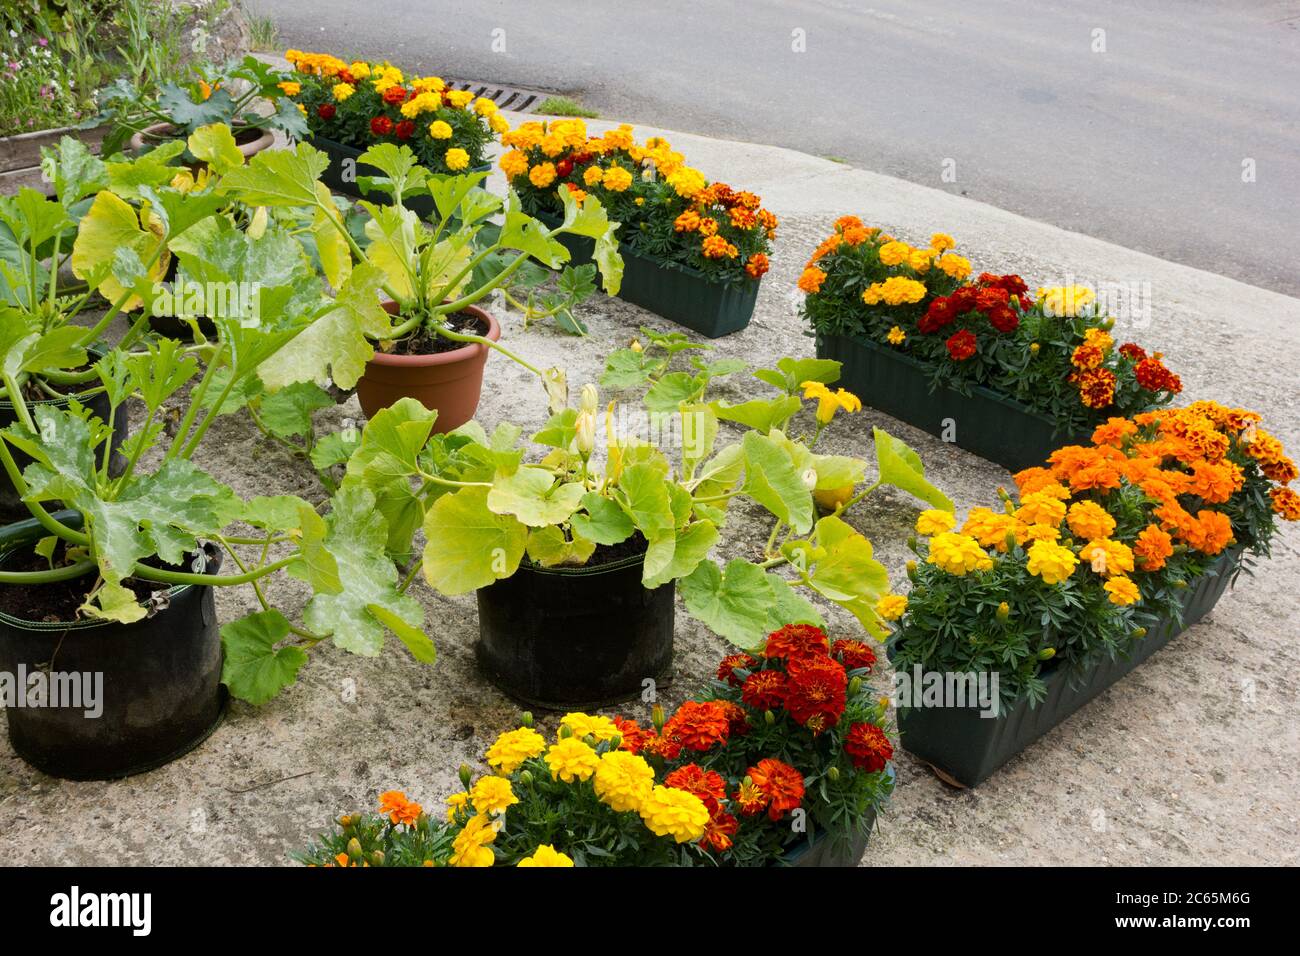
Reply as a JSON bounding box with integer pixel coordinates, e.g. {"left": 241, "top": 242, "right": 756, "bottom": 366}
{"left": 680, "top": 558, "right": 824, "bottom": 649}
{"left": 187, "top": 123, "right": 245, "bottom": 176}
{"left": 486, "top": 467, "right": 585, "bottom": 527}
{"left": 303, "top": 485, "right": 426, "bottom": 656}
{"left": 711, "top": 395, "right": 802, "bottom": 434}
{"left": 422, "top": 486, "right": 528, "bottom": 595}
{"left": 800, "top": 515, "right": 891, "bottom": 638}
{"left": 218, "top": 142, "right": 331, "bottom": 208}
{"left": 741, "top": 431, "right": 814, "bottom": 533}
{"left": 569, "top": 492, "right": 635, "bottom": 545}
{"left": 641, "top": 519, "right": 718, "bottom": 589}
{"left": 873, "top": 426, "right": 954, "bottom": 511}
{"left": 618, "top": 463, "right": 676, "bottom": 540}
{"left": 220, "top": 610, "right": 309, "bottom": 705}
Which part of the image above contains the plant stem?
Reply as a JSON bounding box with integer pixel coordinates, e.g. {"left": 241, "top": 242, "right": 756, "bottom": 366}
{"left": 0, "top": 438, "right": 90, "bottom": 546}
{"left": 165, "top": 342, "right": 226, "bottom": 461}
{"left": 0, "top": 560, "right": 96, "bottom": 585}
{"left": 833, "top": 478, "right": 882, "bottom": 517}
{"left": 132, "top": 555, "right": 298, "bottom": 588}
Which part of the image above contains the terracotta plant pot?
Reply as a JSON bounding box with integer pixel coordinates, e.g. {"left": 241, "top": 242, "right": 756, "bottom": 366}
{"left": 129, "top": 121, "right": 274, "bottom": 160}
{"left": 354, "top": 301, "right": 500, "bottom": 429}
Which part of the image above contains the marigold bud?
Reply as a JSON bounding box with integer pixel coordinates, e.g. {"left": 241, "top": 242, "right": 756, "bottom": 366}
{"left": 519, "top": 769, "right": 533, "bottom": 786}
{"left": 996, "top": 601, "right": 1010, "bottom": 622}
{"left": 907, "top": 534, "right": 918, "bottom": 552}
{"left": 609, "top": 734, "right": 622, "bottom": 750}
{"left": 520, "top": 711, "right": 534, "bottom": 728}
{"left": 1133, "top": 627, "right": 1148, "bottom": 639}
{"left": 1038, "top": 647, "right": 1056, "bottom": 660}
{"left": 458, "top": 763, "right": 472, "bottom": 789}
{"left": 848, "top": 676, "right": 862, "bottom": 696}
{"left": 828, "top": 765, "right": 841, "bottom": 782}
{"left": 906, "top": 559, "right": 919, "bottom": 582}
{"left": 557, "top": 723, "right": 572, "bottom": 739}
{"left": 652, "top": 703, "right": 665, "bottom": 731}
{"left": 1030, "top": 342, "right": 1041, "bottom": 354}
{"left": 1173, "top": 579, "right": 1187, "bottom": 589}
{"left": 369, "top": 850, "right": 385, "bottom": 867}
{"left": 346, "top": 837, "right": 363, "bottom": 861}
{"left": 764, "top": 709, "right": 775, "bottom": 725}
{"left": 337, "top": 815, "right": 355, "bottom": 829}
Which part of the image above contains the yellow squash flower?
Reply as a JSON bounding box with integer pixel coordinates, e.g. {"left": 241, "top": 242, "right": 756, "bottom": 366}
{"left": 800, "top": 381, "right": 862, "bottom": 425}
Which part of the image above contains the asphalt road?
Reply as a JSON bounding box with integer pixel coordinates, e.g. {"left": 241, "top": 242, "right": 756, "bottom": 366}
{"left": 260, "top": 0, "right": 1300, "bottom": 296}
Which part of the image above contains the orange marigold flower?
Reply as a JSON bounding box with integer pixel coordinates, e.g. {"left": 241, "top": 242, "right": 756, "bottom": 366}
{"left": 701, "top": 235, "right": 738, "bottom": 259}
{"left": 716, "top": 653, "right": 756, "bottom": 687}
{"left": 1182, "top": 509, "right": 1234, "bottom": 555}
{"left": 764, "top": 623, "right": 830, "bottom": 661}
{"left": 747, "top": 758, "right": 805, "bottom": 821}
{"left": 674, "top": 209, "right": 701, "bottom": 232}
{"left": 745, "top": 252, "right": 770, "bottom": 278}
{"left": 784, "top": 655, "right": 847, "bottom": 733}
{"left": 1189, "top": 460, "right": 1244, "bottom": 504}
{"left": 1092, "top": 416, "right": 1138, "bottom": 448}
{"left": 834, "top": 215, "right": 864, "bottom": 232}
{"left": 1071, "top": 343, "right": 1105, "bottom": 370}
{"left": 698, "top": 217, "right": 719, "bottom": 237}
{"left": 831, "top": 638, "right": 877, "bottom": 672}
{"left": 699, "top": 808, "right": 739, "bottom": 852}
{"left": 1271, "top": 487, "right": 1300, "bottom": 521}
{"left": 1134, "top": 524, "right": 1174, "bottom": 571}
{"left": 378, "top": 790, "right": 422, "bottom": 826}
{"left": 664, "top": 763, "right": 727, "bottom": 806}
{"left": 798, "top": 266, "right": 827, "bottom": 293}
{"left": 662, "top": 701, "right": 731, "bottom": 752}
{"left": 1066, "top": 500, "right": 1117, "bottom": 541}
{"left": 741, "top": 669, "right": 788, "bottom": 709}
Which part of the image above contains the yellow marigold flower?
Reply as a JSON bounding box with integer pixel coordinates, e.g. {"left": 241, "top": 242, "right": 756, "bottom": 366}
{"left": 593, "top": 751, "right": 655, "bottom": 812}
{"left": 517, "top": 844, "right": 574, "bottom": 867}
{"left": 1083, "top": 326, "right": 1114, "bottom": 352}
{"left": 877, "top": 276, "right": 927, "bottom": 305}
{"left": 667, "top": 166, "right": 706, "bottom": 199}
{"left": 412, "top": 75, "right": 444, "bottom": 93}
{"left": 875, "top": 593, "right": 908, "bottom": 621}
{"left": 1025, "top": 540, "right": 1078, "bottom": 585}
{"left": 1038, "top": 285, "right": 1096, "bottom": 318}
{"left": 446, "top": 791, "right": 470, "bottom": 823}
{"left": 401, "top": 91, "right": 441, "bottom": 118}
{"left": 499, "top": 148, "right": 529, "bottom": 179}
{"left": 1019, "top": 522, "right": 1061, "bottom": 543}
{"left": 801, "top": 381, "right": 862, "bottom": 425}
{"left": 1104, "top": 575, "right": 1141, "bottom": 606}
{"left": 470, "top": 776, "right": 518, "bottom": 816}
{"left": 936, "top": 253, "right": 972, "bottom": 279}
{"left": 927, "top": 532, "right": 994, "bottom": 575}
{"left": 1015, "top": 492, "right": 1067, "bottom": 528}
{"left": 887, "top": 326, "right": 906, "bottom": 345}
{"left": 489, "top": 113, "right": 510, "bottom": 134}
{"left": 529, "top": 162, "right": 557, "bottom": 188}
{"left": 349, "top": 61, "right": 371, "bottom": 79}
{"left": 560, "top": 712, "right": 622, "bottom": 742}
{"left": 450, "top": 813, "right": 498, "bottom": 867}
{"left": 278, "top": 81, "right": 301, "bottom": 96}
{"left": 580, "top": 164, "right": 604, "bottom": 187}
{"left": 331, "top": 82, "right": 355, "bottom": 102}
{"left": 878, "top": 240, "right": 912, "bottom": 266}
{"left": 1066, "top": 500, "right": 1116, "bottom": 541}
{"left": 909, "top": 249, "right": 933, "bottom": 273}
{"left": 915, "top": 509, "right": 956, "bottom": 536}
{"left": 424, "top": 119, "right": 452, "bottom": 141}
{"left": 474, "top": 96, "right": 498, "bottom": 116}
{"left": 602, "top": 165, "right": 633, "bottom": 192}
{"left": 930, "top": 232, "right": 956, "bottom": 252}
{"left": 544, "top": 737, "right": 599, "bottom": 783}
{"left": 638, "top": 786, "right": 710, "bottom": 843}
{"left": 445, "top": 147, "right": 470, "bottom": 171}
{"left": 486, "top": 726, "right": 546, "bottom": 773}
{"left": 445, "top": 89, "right": 474, "bottom": 109}
{"left": 1079, "top": 538, "right": 1135, "bottom": 576}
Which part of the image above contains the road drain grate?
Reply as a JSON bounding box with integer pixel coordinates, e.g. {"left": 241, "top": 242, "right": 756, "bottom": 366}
{"left": 443, "top": 80, "right": 545, "bottom": 114}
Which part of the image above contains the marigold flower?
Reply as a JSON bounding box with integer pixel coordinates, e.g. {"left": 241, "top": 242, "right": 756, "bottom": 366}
{"left": 661, "top": 700, "right": 732, "bottom": 752}
{"left": 716, "top": 652, "right": 755, "bottom": 686}
{"left": 764, "top": 623, "right": 831, "bottom": 661}
{"left": 936, "top": 253, "right": 972, "bottom": 279}
{"left": 445, "top": 89, "right": 474, "bottom": 109}
{"left": 445, "top": 791, "right": 470, "bottom": 823}
{"left": 832, "top": 638, "right": 878, "bottom": 672}
{"left": 945, "top": 328, "right": 977, "bottom": 361}
{"left": 486, "top": 726, "right": 546, "bottom": 773}
{"left": 1066, "top": 500, "right": 1116, "bottom": 541}
{"left": 747, "top": 758, "right": 805, "bottom": 821}
{"left": 1071, "top": 343, "right": 1105, "bottom": 370}
{"left": 701, "top": 234, "right": 738, "bottom": 259}
{"left": 470, "top": 776, "right": 518, "bottom": 816}
{"left": 1271, "top": 487, "right": 1300, "bottom": 521}
{"left": 1134, "top": 524, "right": 1174, "bottom": 571}
{"left": 428, "top": 119, "right": 453, "bottom": 139}
{"left": 741, "top": 669, "right": 789, "bottom": 709}
{"left": 930, "top": 232, "right": 956, "bottom": 252}
{"left": 517, "top": 844, "right": 573, "bottom": 867}
{"left": 915, "top": 508, "right": 956, "bottom": 536}
{"left": 499, "top": 148, "right": 529, "bottom": 178}
{"left": 1014, "top": 492, "right": 1066, "bottom": 528}
{"left": 528, "top": 162, "right": 557, "bottom": 188}
{"left": 369, "top": 116, "right": 393, "bottom": 136}
{"left": 745, "top": 253, "right": 770, "bottom": 278}
{"left": 560, "top": 712, "right": 622, "bottom": 742}
{"left": 450, "top": 813, "right": 498, "bottom": 867}
{"left": 278, "top": 80, "right": 301, "bottom": 96}
{"left": 316, "top": 103, "right": 336, "bottom": 120}
{"left": 875, "top": 593, "right": 908, "bottom": 621}
{"left": 1092, "top": 416, "right": 1138, "bottom": 448}
{"left": 927, "top": 532, "right": 994, "bottom": 575}
{"left": 962, "top": 507, "right": 1017, "bottom": 549}
{"left": 1104, "top": 576, "right": 1141, "bottom": 606}
{"left": 887, "top": 325, "right": 907, "bottom": 345}
{"left": 1038, "top": 285, "right": 1096, "bottom": 317}
{"left": 378, "top": 790, "right": 422, "bottom": 826}
{"left": 544, "top": 737, "right": 599, "bottom": 782}
{"left": 444, "top": 147, "right": 469, "bottom": 171}
{"left": 699, "top": 809, "right": 740, "bottom": 852}
{"left": 638, "top": 786, "right": 710, "bottom": 842}
{"left": 1026, "top": 540, "right": 1078, "bottom": 585}
{"left": 862, "top": 276, "right": 927, "bottom": 306}
{"left": 1079, "top": 538, "right": 1135, "bottom": 576}
{"left": 602, "top": 164, "right": 633, "bottom": 191}
{"left": 784, "top": 655, "right": 848, "bottom": 732}
{"left": 797, "top": 266, "right": 827, "bottom": 294}
{"left": 878, "top": 240, "right": 912, "bottom": 266}
{"left": 844, "top": 722, "right": 894, "bottom": 772}
{"left": 664, "top": 764, "right": 727, "bottom": 806}
{"left": 593, "top": 750, "right": 655, "bottom": 812}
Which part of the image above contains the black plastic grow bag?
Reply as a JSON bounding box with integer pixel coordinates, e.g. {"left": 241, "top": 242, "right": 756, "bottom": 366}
{"left": 0, "top": 544, "right": 226, "bottom": 780}
{"left": 475, "top": 549, "right": 674, "bottom": 710}
{"left": 0, "top": 374, "right": 128, "bottom": 519}
{"left": 308, "top": 134, "right": 489, "bottom": 220}
{"left": 538, "top": 211, "right": 759, "bottom": 338}
{"left": 816, "top": 332, "right": 1089, "bottom": 473}
{"left": 893, "top": 549, "right": 1241, "bottom": 788}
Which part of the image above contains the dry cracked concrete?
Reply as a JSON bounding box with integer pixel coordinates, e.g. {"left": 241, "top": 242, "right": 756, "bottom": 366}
{"left": 0, "top": 117, "right": 1296, "bottom": 866}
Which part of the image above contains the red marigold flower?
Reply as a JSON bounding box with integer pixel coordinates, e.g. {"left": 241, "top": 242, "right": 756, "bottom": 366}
{"left": 741, "top": 669, "right": 788, "bottom": 710}
{"left": 918, "top": 296, "right": 955, "bottom": 334}
{"left": 369, "top": 116, "right": 393, "bottom": 136}
{"left": 831, "top": 638, "right": 877, "bottom": 672}
{"left": 763, "top": 623, "right": 830, "bottom": 661}
{"left": 1119, "top": 342, "right": 1147, "bottom": 362}
{"left": 382, "top": 85, "right": 408, "bottom": 104}
{"left": 317, "top": 103, "right": 336, "bottom": 120}
{"left": 945, "top": 328, "right": 977, "bottom": 361}
{"left": 612, "top": 716, "right": 655, "bottom": 755}
{"left": 394, "top": 119, "right": 415, "bottom": 140}
{"left": 718, "top": 700, "right": 750, "bottom": 737}
{"left": 716, "top": 652, "right": 756, "bottom": 686}
{"left": 747, "top": 758, "right": 805, "bottom": 821}
{"left": 988, "top": 305, "right": 1019, "bottom": 333}
{"left": 555, "top": 157, "right": 574, "bottom": 178}
{"left": 1078, "top": 367, "right": 1118, "bottom": 408}
{"left": 662, "top": 700, "right": 731, "bottom": 752}
{"left": 665, "top": 763, "right": 728, "bottom": 806}
{"left": 843, "top": 722, "right": 894, "bottom": 773}
{"left": 1135, "top": 357, "right": 1181, "bottom": 393}
{"left": 699, "top": 808, "right": 740, "bottom": 852}
{"left": 784, "top": 655, "right": 847, "bottom": 732}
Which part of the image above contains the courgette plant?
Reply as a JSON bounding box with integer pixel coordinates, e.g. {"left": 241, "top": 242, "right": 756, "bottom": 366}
{"left": 217, "top": 140, "right": 624, "bottom": 402}
{"left": 0, "top": 130, "right": 447, "bottom": 705}
{"left": 329, "top": 344, "right": 955, "bottom": 656}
